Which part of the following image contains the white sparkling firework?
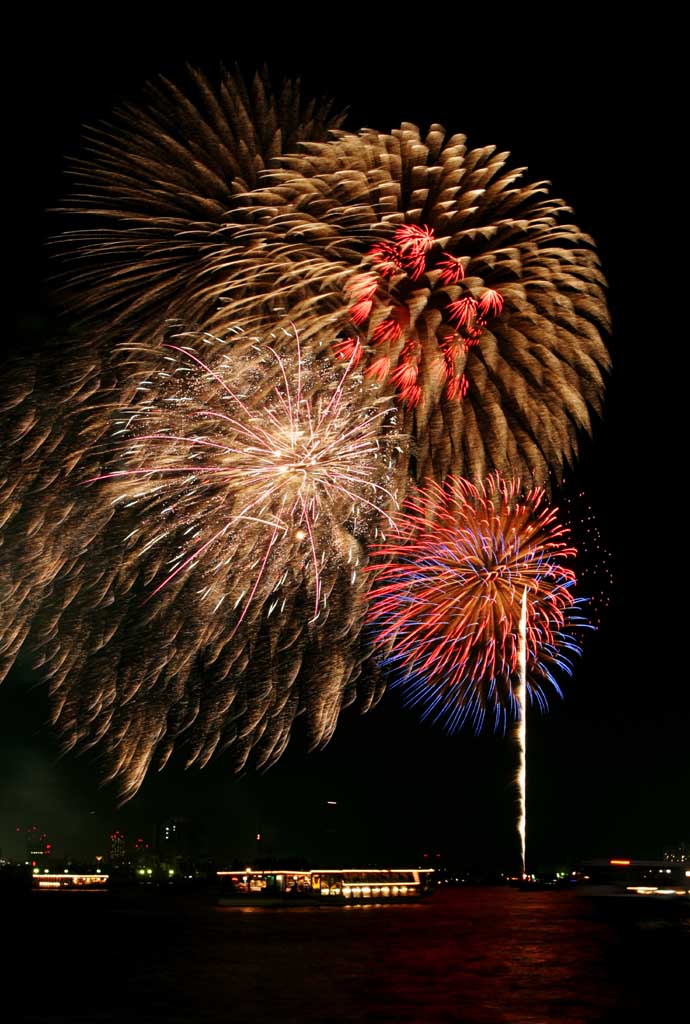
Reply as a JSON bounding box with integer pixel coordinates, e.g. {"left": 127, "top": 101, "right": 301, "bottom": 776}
{"left": 0, "top": 324, "right": 403, "bottom": 799}
{"left": 90, "top": 325, "right": 400, "bottom": 628}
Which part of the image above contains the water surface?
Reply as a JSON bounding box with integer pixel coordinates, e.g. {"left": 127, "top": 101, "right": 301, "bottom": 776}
{"left": 14, "top": 887, "right": 689, "bottom": 1022}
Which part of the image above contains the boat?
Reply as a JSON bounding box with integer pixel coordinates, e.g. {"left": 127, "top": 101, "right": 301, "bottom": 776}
{"left": 217, "top": 867, "right": 435, "bottom": 906}
{"left": 577, "top": 859, "right": 690, "bottom": 903}
{"left": 32, "top": 871, "right": 109, "bottom": 893}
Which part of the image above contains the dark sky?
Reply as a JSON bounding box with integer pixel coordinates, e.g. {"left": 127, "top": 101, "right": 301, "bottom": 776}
{"left": 4, "top": 15, "right": 684, "bottom": 870}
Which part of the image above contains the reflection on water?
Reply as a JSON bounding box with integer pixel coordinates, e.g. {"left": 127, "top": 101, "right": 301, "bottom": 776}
{"left": 13, "top": 887, "right": 690, "bottom": 1022}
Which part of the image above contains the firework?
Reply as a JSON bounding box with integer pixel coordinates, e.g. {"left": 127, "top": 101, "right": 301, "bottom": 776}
{"left": 60, "top": 72, "right": 609, "bottom": 488}
{"left": 3, "top": 68, "right": 608, "bottom": 794}
{"left": 344, "top": 226, "right": 505, "bottom": 408}
{"left": 1, "top": 325, "right": 402, "bottom": 798}
{"left": 57, "top": 66, "right": 345, "bottom": 339}
{"left": 367, "top": 475, "right": 587, "bottom": 732}
{"left": 242, "top": 130, "right": 610, "bottom": 485}
{"left": 88, "top": 326, "right": 399, "bottom": 623}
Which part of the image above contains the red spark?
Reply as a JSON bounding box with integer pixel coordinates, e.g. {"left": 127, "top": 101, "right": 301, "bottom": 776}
{"left": 332, "top": 337, "right": 363, "bottom": 366}
{"left": 350, "top": 298, "right": 374, "bottom": 325}
{"left": 438, "top": 254, "right": 465, "bottom": 286}
{"left": 477, "top": 288, "right": 504, "bottom": 317}
{"left": 393, "top": 224, "right": 435, "bottom": 254}
{"left": 365, "top": 355, "right": 391, "bottom": 382}
{"left": 370, "top": 241, "right": 403, "bottom": 279}
{"left": 393, "top": 225, "right": 435, "bottom": 280}
{"left": 446, "top": 373, "right": 469, "bottom": 400}
{"left": 348, "top": 273, "right": 379, "bottom": 301}
{"left": 372, "top": 316, "right": 404, "bottom": 346}
{"left": 390, "top": 357, "right": 424, "bottom": 407}
{"left": 447, "top": 296, "right": 478, "bottom": 329}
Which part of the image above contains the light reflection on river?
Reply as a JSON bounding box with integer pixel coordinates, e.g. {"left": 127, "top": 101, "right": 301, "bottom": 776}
{"left": 16, "top": 887, "right": 690, "bottom": 1022}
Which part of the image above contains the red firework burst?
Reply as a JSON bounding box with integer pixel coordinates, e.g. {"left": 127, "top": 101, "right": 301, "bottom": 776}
{"left": 335, "top": 226, "right": 504, "bottom": 407}
{"left": 367, "top": 474, "right": 587, "bottom": 730}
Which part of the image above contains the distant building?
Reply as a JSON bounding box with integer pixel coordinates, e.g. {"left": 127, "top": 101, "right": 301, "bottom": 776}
{"left": 109, "top": 830, "right": 126, "bottom": 863}
{"left": 664, "top": 841, "right": 689, "bottom": 863}
{"left": 157, "top": 817, "right": 193, "bottom": 870}
{"left": 133, "top": 835, "right": 152, "bottom": 861}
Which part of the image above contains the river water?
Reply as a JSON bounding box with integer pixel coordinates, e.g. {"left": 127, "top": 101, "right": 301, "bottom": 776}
{"left": 15, "top": 887, "right": 690, "bottom": 1022}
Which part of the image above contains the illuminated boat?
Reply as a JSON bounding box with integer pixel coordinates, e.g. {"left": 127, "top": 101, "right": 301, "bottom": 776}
{"left": 32, "top": 872, "right": 109, "bottom": 892}
{"left": 578, "top": 859, "right": 690, "bottom": 901}
{"left": 217, "top": 867, "right": 435, "bottom": 906}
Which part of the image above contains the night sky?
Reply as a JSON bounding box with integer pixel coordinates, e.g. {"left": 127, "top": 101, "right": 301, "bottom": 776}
{"left": 4, "top": 15, "right": 684, "bottom": 870}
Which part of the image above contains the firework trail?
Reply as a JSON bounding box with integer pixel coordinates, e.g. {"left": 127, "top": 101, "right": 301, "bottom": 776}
{"left": 59, "top": 68, "right": 610, "bottom": 488}
{"left": 1, "top": 325, "right": 402, "bottom": 798}
{"left": 517, "top": 586, "right": 527, "bottom": 876}
{"left": 367, "top": 474, "right": 588, "bottom": 732}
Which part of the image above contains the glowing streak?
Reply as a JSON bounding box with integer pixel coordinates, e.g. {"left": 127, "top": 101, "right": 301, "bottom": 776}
{"left": 517, "top": 585, "right": 527, "bottom": 877}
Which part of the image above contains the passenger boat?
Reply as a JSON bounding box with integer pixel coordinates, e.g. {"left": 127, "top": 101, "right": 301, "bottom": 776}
{"left": 32, "top": 872, "right": 109, "bottom": 892}
{"left": 578, "top": 859, "right": 690, "bottom": 902}
{"left": 217, "top": 867, "right": 435, "bottom": 906}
